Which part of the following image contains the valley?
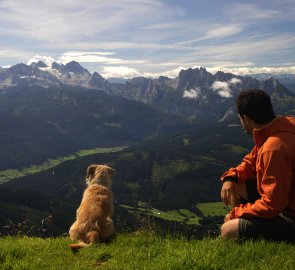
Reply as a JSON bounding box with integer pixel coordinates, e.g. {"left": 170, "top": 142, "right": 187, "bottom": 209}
{"left": 0, "top": 61, "right": 295, "bottom": 237}
{"left": 0, "top": 121, "right": 252, "bottom": 236}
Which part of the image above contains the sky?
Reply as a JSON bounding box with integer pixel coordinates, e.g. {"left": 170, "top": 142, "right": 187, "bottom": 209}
{"left": 0, "top": 0, "right": 295, "bottom": 79}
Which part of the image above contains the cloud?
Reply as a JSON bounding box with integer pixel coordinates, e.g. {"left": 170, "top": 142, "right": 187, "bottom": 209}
{"left": 61, "top": 52, "right": 115, "bottom": 57}
{"left": 1, "top": 1, "right": 295, "bottom": 77}
{"left": 230, "top": 77, "right": 241, "bottom": 84}
{"left": 228, "top": 3, "right": 281, "bottom": 21}
{"left": 27, "top": 55, "right": 55, "bottom": 66}
{"left": 210, "top": 77, "right": 242, "bottom": 98}
{"left": 0, "top": 49, "right": 34, "bottom": 62}
{"left": 183, "top": 88, "right": 201, "bottom": 99}
{"left": 209, "top": 66, "right": 295, "bottom": 76}
{"left": 101, "top": 66, "right": 140, "bottom": 79}
{"left": 57, "top": 52, "right": 147, "bottom": 65}
{"left": 143, "top": 66, "right": 186, "bottom": 79}
{"left": 205, "top": 24, "right": 242, "bottom": 39}
{"left": 176, "top": 24, "right": 243, "bottom": 46}
{"left": 26, "top": 52, "right": 147, "bottom": 70}
{"left": 0, "top": 0, "right": 173, "bottom": 44}
{"left": 187, "top": 34, "right": 295, "bottom": 63}
{"left": 211, "top": 81, "right": 232, "bottom": 98}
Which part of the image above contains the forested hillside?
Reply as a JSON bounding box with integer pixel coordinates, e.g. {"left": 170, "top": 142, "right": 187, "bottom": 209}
{"left": 0, "top": 85, "right": 189, "bottom": 170}
{"left": 1, "top": 121, "right": 253, "bottom": 235}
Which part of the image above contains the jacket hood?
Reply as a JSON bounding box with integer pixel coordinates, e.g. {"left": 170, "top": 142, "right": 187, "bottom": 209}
{"left": 253, "top": 116, "right": 295, "bottom": 147}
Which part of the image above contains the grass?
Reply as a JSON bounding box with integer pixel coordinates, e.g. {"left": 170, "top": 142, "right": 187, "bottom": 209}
{"left": 0, "top": 232, "right": 294, "bottom": 270}
{"left": 0, "top": 146, "right": 126, "bottom": 184}
{"left": 197, "top": 202, "right": 229, "bottom": 217}
{"left": 121, "top": 202, "right": 200, "bottom": 225}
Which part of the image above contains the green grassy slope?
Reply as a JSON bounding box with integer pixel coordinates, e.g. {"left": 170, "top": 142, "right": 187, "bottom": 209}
{"left": 0, "top": 232, "right": 294, "bottom": 270}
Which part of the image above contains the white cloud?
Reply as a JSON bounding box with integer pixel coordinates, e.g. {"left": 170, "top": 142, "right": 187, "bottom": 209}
{"left": 58, "top": 52, "right": 146, "bottom": 65}
{"left": 208, "top": 66, "right": 295, "bottom": 76}
{"left": 230, "top": 77, "right": 241, "bottom": 84}
{"left": 176, "top": 24, "right": 242, "bottom": 46}
{"left": 0, "top": 0, "right": 173, "bottom": 44}
{"left": 0, "top": 0, "right": 295, "bottom": 75}
{"left": 61, "top": 52, "right": 115, "bottom": 57}
{"left": 26, "top": 52, "right": 147, "bottom": 70}
{"left": 183, "top": 88, "right": 200, "bottom": 99}
{"left": 205, "top": 24, "right": 242, "bottom": 39}
{"left": 143, "top": 67, "right": 186, "bottom": 79}
{"left": 210, "top": 77, "right": 243, "bottom": 98}
{"left": 27, "top": 55, "right": 55, "bottom": 66}
{"left": 228, "top": 3, "right": 281, "bottom": 21}
{"left": 211, "top": 81, "right": 232, "bottom": 98}
{"left": 101, "top": 66, "right": 140, "bottom": 79}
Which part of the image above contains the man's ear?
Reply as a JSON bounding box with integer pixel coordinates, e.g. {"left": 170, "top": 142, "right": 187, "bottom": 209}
{"left": 244, "top": 115, "right": 255, "bottom": 126}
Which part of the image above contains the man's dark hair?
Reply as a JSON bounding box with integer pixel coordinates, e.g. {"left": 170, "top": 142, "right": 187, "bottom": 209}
{"left": 236, "top": 89, "right": 275, "bottom": 124}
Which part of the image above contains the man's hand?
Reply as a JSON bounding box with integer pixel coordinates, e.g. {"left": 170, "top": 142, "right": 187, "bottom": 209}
{"left": 221, "top": 181, "right": 240, "bottom": 207}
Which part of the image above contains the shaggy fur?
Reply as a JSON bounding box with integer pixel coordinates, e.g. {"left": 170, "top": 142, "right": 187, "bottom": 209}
{"left": 69, "top": 164, "right": 115, "bottom": 246}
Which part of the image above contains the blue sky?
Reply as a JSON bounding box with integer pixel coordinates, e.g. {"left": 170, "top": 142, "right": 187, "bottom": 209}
{"left": 0, "top": 0, "right": 295, "bottom": 78}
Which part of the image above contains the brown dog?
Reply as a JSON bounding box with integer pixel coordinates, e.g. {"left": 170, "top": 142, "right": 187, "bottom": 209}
{"left": 69, "top": 164, "right": 115, "bottom": 248}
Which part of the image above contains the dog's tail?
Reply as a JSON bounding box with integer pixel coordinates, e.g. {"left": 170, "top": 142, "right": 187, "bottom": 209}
{"left": 68, "top": 242, "right": 89, "bottom": 253}
{"left": 69, "top": 230, "right": 100, "bottom": 253}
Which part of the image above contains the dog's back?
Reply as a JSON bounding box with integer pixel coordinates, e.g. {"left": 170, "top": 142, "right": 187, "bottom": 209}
{"left": 78, "top": 184, "right": 113, "bottom": 225}
{"left": 69, "top": 164, "right": 115, "bottom": 245}
{"left": 69, "top": 184, "right": 114, "bottom": 244}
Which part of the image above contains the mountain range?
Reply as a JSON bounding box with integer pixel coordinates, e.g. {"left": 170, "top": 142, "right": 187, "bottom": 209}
{"left": 1, "top": 61, "right": 294, "bottom": 122}
{"left": 250, "top": 73, "right": 295, "bottom": 93}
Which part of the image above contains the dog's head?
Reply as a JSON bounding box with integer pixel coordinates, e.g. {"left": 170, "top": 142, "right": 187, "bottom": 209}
{"left": 85, "top": 164, "right": 115, "bottom": 187}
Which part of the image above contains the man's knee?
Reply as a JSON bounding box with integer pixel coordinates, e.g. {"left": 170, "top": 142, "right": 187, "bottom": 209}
{"left": 220, "top": 219, "right": 240, "bottom": 239}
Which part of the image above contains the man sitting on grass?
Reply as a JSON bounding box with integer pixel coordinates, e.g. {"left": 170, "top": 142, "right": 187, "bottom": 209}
{"left": 220, "top": 89, "right": 295, "bottom": 241}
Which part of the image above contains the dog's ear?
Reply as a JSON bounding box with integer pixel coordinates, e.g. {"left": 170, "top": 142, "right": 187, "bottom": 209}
{"left": 108, "top": 167, "right": 115, "bottom": 177}
{"left": 86, "top": 164, "right": 97, "bottom": 183}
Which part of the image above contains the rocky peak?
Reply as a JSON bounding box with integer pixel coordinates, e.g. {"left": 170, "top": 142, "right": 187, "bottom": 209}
{"left": 214, "top": 71, "right": 236, "bottom": 81}
{"left": 177, "top": 67, "right": 214, "bottom": 90}
{"left": 52, "top": 62, "right": 62, "bottom": 71}
{"left": 30, "top": 61, "right": 47, "bottom": 69}
{"left": 262, "top": 77, "right": 295, "bottom": 98}
{"left": 92, "top": 72, "right": 105, "bottom": 80}
{"left": 157, "top": 76, "right": 171, "bottom": 83}
{"left": 88, "top": 72, "right": 109, "bottom": 89}
{"left": 65, "top": 61, "right": 89, "bottom": 74}
{"left": 9, "top": 63, "right": 33, "bottom": 76}
{"left": 129, "top": 77, "right": 150, "bottom": 85}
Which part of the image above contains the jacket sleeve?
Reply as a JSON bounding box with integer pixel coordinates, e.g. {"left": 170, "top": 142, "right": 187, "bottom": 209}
{"left": 221, "top": 146, "right": 257, "bottom": 184}
{"left": 229, "top": 145, "right": 292, "bottom": 219}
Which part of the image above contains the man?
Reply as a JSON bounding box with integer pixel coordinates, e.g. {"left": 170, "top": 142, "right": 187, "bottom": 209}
{"left": 220, "top": 89, "right": 295, "bottom": 241}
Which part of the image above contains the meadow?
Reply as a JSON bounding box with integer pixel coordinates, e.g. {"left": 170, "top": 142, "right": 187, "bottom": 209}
{"left": 0, "top": 146, "right": 125, "bottom": 184}
{"left": 0, "top": 231, "right": 294, "bottom": 270}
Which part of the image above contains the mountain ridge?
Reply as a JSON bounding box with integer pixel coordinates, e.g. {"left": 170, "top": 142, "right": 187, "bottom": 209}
{"left": 1, "top": 61, "right": 294, "bottom": 122}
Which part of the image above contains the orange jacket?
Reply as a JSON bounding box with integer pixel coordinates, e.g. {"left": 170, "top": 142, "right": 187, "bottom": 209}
{"left": 221, "top": 116, "right": 295, "bottom": 220}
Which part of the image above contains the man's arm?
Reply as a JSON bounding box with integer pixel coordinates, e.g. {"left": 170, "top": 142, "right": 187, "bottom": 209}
{"left": 221, "top": 147, "right": 257, "bottom": 206}
{"left": 229, "top": 146, "right": 292, "bottom": 219}
{"left": 221, "top": 146, "right": 257, "bottom": 184}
